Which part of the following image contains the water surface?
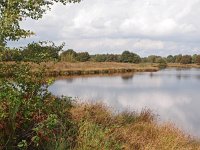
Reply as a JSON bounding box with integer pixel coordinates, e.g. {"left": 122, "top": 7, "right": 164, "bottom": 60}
{"left": 49, "top": 68, "right": 200, "bottom": 136}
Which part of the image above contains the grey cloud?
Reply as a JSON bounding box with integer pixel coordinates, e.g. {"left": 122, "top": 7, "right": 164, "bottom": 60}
{"left": 9, "top": 0, "right": 200, "bottom": 55}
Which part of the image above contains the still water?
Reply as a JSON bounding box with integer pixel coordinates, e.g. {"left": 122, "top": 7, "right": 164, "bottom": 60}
{"left": 49, "top": 68, "right": 200, "bottom": 136}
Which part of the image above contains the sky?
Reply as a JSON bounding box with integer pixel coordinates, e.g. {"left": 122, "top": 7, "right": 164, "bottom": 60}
{"left": 9, "top": 0, "right": 200, "bottom": 56}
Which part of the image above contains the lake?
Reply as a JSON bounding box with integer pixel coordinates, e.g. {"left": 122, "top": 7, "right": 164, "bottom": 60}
{"left": 49, "top": 68, "right": 200, "bottom": 137}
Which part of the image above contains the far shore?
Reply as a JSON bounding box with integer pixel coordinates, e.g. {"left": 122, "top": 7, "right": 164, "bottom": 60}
{"left": 1, "top": 62, "right": 200, "bottom": 77}
{"left": 167, "top": 63, "right": 200, "bottom": 68}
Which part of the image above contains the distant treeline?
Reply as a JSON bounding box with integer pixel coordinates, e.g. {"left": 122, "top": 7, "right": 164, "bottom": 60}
{"left": 1, "top": 41, "right": 200, "bottom": 64}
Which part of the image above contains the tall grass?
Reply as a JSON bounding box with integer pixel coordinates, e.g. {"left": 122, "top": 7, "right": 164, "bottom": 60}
{"left": 71, "top": 103, "right": 200, "bottom": 150}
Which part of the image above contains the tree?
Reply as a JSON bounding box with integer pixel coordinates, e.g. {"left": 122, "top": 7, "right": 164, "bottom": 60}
{"left": 0, "top": 48, "right": 22, "bottom": 61}
{"left": 0, "top": 0, "right": 81, "bottom": 47}
{"left": 180, "top": 55, "right": 192, "bottom": 64}
{"left": 92, "top": 54, "right": 107, "bottom": 62}
{"left": 195, "top": 55, "right": 200, "bottom": 65}
{"left": 106, "top": 54, "right": 120, "bottom": 62}
{"left": 121, "top": 51, "right": 131, "bottom": 63}
{"left": 147, "top": 55, "right": 157, "bottom": 63}
{"left": 157, "top": 58, "right": 167, "bottom": 69}
{"left": 175, "top": 54, "right": 182, "bottom": 63}
{"left": 22, "top": 41, "right": 64, "bottom": 62}
{"left": 60, "top": 49, "right": 77, "bottom": 62}
{"left": 192, "top": 54, "right": 197, "bottom": 63}
{"left": 76, "top": 52, "right": 90, "bottom": 62}
{"left": 121, "top": 51, "right": 141, "bottom": 63}
{"left": 154, "top": 56, "right": 163, "bottom": 63}
{"left": 141, "top": 57, "right": 148, "bottom": 63}
{"left": 166, "top": 55, "right": 175, "bottom": 63}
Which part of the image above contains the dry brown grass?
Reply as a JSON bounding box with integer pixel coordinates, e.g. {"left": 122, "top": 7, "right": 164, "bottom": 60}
{"left": 39, "top": 62, "right": 159, "bottom": 74}
{"left": 0, "top": 62, "right": 159, "bottom": 77}
{"left": 43, "top": 62, "right": 158, "bottom": 77}
{"left": 168, "top": 63, "right": 200, "bottom": 68}
{"left": 71, "top": 103, "right": 200, "bottom": 150}
{"left": 3, "top": 62, "right": 200, "bottom": 77}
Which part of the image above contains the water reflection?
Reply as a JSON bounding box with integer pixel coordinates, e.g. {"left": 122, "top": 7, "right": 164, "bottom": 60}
{"left": 65, "top": 78, "right": 74, "bottom": 83}
{"left": 121, "top": 73, "right": 134, "bottom": 81}
{"left": 147, "top": 68, "right": 200, "bottom": 80}
{"left": 49, "top": 68, "right": 200, "bottom": 137}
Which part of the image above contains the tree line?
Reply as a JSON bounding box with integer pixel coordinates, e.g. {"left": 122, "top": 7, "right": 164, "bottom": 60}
{"left": 1, "top": 41, "right": 200, "bottom": 64}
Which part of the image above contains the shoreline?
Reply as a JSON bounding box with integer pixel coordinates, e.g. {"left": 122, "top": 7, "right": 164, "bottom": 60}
{"left": 168, "top": 63, "right": 200, "bottom": 68}
{"left": 1, "top": 62, "right": 200, "bottom": 78}
{"left": 39, "top": 62, "right": 200, "bottom": 77}
{"left": 46, "top": 67, "right": 158, "bottom": 77}
{"left": 41, "top": 62, "right": 159, "bottom": 77}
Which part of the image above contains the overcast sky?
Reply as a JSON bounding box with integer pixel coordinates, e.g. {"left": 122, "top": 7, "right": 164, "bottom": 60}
{"left": 9, "top": 0, "right": 200, "bottom": 56}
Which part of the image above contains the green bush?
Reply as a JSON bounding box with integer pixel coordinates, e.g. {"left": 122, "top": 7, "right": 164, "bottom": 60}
{"left": 60, "top": 49, "right": 77, "bottom": 62}
{"left": 91, "top": 54, "right": 107, "bottom": 62}
{"left": 0, "top": 48, "right": 22, "bottom": 62}
{"left": 0, "top": 63, "right": 77, "bottom": 150}
{"left": 76, "top": 52, "right": 90, "bottom": 62}
{"left": 22, "top": 41, "right": 63, "bottom": 62}
{"left": 121, "top": 51, "right": 141, "bottom": 63}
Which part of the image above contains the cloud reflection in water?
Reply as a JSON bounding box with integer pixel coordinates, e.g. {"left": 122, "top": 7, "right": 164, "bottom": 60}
{"left": 49, "top": 68, "right": 200, "bottom": 136}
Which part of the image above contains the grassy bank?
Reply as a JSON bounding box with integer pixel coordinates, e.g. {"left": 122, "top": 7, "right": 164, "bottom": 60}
{"left": 0, "top": 62, "right": 159, "bottom": 77}
{"left": 1, "top": 62, "right": 200, "bottom": 78}
{"left": 35, "top": 62, "right": 159, "bottom": 77}
{"left": 168, "top": 63, "right": 200, "bottom": 68}
{"left": 71, "top": 103, "right": 200, "bottom": 150}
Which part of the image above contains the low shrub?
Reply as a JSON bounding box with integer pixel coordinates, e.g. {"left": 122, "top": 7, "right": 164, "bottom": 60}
{"left": 0, "top": 63, "right": 77, "bottom": 150}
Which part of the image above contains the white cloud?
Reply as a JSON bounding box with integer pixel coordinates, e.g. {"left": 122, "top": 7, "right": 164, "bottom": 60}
{"left": 9, "top": 0, "right": 200, "bottom": 55}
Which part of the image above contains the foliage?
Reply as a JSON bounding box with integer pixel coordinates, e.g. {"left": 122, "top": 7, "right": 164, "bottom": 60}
{"left": 106, "top": 54, "right": 120, "bottom": 62}
{"left": 0, "top": 47, "right": 22, "bottom": 61}
{"left": 22, "top": 41, "right": 64, "bottom": 62}
{"left": 60, "top": 49, "right": 77, "bottom": 62}
{"left": 192, "top": 54, "right": 197, "bottom": 63}
{"left": 121, "top": 51, "right": 141, "bottom": 63}
{"left": 157, "top": 58, "right": 167, "bottom": 69}
{"left": 166, "top": 55, "right": 175, "bottom": 63}
{"left": 0, "top": 41, "right": 64, "bottom": 62}
{"left": 175, "top": 54, "right": 182, "bottom": 63}
{"left": 91, "top": 54, "right": 120, "bottom": 62}
{"left": 0, "top": 0, "right": 81, "bottom": 47}
{"left": 0, "top": 63, "right": 77, "bottom": 149}
{"left": 192, "top": 54, "right": 200, "bottom": 64}
{"left": 91, "top": 54, "right": 107, "bottom": 62}
{"left": 180, "top": 55, "right": 192, "bottom": 64}
{"left": 195, "top": 55, "right": 200, "bottom": 64}
{"left": 76, "top": 52, "right": 90, "bottom": 62}
{"left": 141, "top": 57, "right": 148, "bottom": 63}
{"left": 147, "top": 55, "right": 156, "bottom": 63}
{"left": 0, "top": 44, "right": 199, "bottom": 65}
